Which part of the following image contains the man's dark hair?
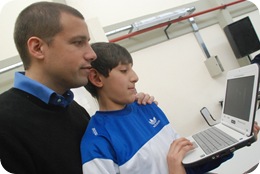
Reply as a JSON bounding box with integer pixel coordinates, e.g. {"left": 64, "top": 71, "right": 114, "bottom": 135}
{"left": 14, "top": 2, "right": 84, "bottom": 70}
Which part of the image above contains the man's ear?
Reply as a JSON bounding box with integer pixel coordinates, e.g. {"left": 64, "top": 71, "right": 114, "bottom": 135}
{"left": 27, "top": 37, "right": 45, "bottom": 59}
{"left": 88, "top": 69, "right": 103, "bottom": 87}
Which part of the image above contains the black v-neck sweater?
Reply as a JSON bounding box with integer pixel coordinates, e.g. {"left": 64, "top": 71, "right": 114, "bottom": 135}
{"left": 0, "top": 88, "right": 90, "bottom": 174}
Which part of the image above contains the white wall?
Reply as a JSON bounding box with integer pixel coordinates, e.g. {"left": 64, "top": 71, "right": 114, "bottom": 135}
{"left": 131, "top": 10, "right": 260, "bottom": 136}
{"left": 65, "top": 0, "right": 198, "bottom": 27}
{"left": 0, "top": 0, "right": 51, "bottom": 60}
{"left": 0, "top": 0, "right": 197, "bottom": 60}
{"left": 132, "top": 24, "right": 236, "bottom": 136}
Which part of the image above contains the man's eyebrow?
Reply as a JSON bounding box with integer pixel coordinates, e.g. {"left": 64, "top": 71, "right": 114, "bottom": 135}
{"left": 70, "top": 35, "right": 89, "bottom": 41}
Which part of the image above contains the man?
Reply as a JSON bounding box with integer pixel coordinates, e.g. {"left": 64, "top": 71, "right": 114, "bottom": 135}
{"left": 0, "top": 2, "right": 155, "bottom": 174}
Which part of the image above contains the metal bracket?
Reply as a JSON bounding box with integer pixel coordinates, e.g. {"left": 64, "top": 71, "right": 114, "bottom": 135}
{"left": 164, "top": 23, "right": 172, "bottom": 40}
{"left": 189, "top": 17, "right": 211, "bottom": 58}
{"left": 189, "top": 17, "right": 224, "bottom": 77}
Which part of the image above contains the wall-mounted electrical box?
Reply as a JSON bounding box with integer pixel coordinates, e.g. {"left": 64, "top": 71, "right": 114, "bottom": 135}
{"left": 204, "top": 56, "right": 224, "bottom": 77}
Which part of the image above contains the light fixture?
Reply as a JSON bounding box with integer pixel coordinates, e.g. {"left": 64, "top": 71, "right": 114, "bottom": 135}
{"left": 132, "top": 7, "right": 196, "bottom": 31}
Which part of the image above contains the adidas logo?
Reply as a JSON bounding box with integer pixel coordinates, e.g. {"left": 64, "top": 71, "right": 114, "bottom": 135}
{"left": 149, "top": 116, "right": 160, "bottom": 127}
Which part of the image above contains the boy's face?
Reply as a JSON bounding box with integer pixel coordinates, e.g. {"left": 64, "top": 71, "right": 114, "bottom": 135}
{"left": 99, "top": 63, "right": 139, "bottom": 110}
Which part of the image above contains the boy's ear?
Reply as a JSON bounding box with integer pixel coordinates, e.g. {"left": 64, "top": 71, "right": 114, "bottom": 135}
{"left": 88, "top": 69, "right": 103, "bottom": 87}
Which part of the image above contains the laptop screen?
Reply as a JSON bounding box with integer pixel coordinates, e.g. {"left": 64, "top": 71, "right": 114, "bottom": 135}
{"left": 223, "top": 76, "right": 255, "bottom": 121}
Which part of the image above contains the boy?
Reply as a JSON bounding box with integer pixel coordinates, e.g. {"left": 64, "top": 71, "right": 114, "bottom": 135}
{"left": 80, "top": 42, "right": 236, "bottom": 174}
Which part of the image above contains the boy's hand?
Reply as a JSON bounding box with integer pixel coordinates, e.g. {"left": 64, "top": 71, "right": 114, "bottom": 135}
{"left": 167, "top": 138, "right": 194, "bottom": 174}
{"left": 253, "top": 121, "right": 260, "bottom": 140}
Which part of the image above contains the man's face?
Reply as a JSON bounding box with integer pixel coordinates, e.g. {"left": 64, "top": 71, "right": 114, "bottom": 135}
{"left": 42, "top": 12, "right": 97, "bottom": 94}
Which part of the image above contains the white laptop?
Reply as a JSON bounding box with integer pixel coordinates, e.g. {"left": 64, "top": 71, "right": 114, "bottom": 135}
{"left": 182, "top": 63, "right": 259, "bottom": 167}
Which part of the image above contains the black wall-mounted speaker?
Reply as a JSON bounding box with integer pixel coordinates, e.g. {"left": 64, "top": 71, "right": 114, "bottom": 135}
{"left": 223, "top": 17, "right": 260, "bottom": 59}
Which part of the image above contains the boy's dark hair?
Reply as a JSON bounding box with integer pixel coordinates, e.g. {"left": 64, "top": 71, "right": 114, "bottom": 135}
{"left": 85, "top": 42, "right": 133, "bottom": 98}
{"left": 14, "top": 2, "right": 84, "bottom": 70}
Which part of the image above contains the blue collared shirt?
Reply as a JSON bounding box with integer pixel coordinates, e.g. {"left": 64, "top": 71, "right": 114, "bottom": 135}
{"left": 13, "top": 72, "right": 74, "bottom": 107}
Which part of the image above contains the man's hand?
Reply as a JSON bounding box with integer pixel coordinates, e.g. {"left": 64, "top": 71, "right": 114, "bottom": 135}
{"left": 135, "top": 92, "right": 158, "bottom": 105}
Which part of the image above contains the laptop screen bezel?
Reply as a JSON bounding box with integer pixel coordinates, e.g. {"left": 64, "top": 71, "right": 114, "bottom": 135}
{"left": 221, "top": 64, "right": 259, "bottom": 136}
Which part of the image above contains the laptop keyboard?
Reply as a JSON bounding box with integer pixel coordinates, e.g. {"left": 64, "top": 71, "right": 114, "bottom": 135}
{"left": 192, "top": 127, "right": 239, "bottom": 155}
